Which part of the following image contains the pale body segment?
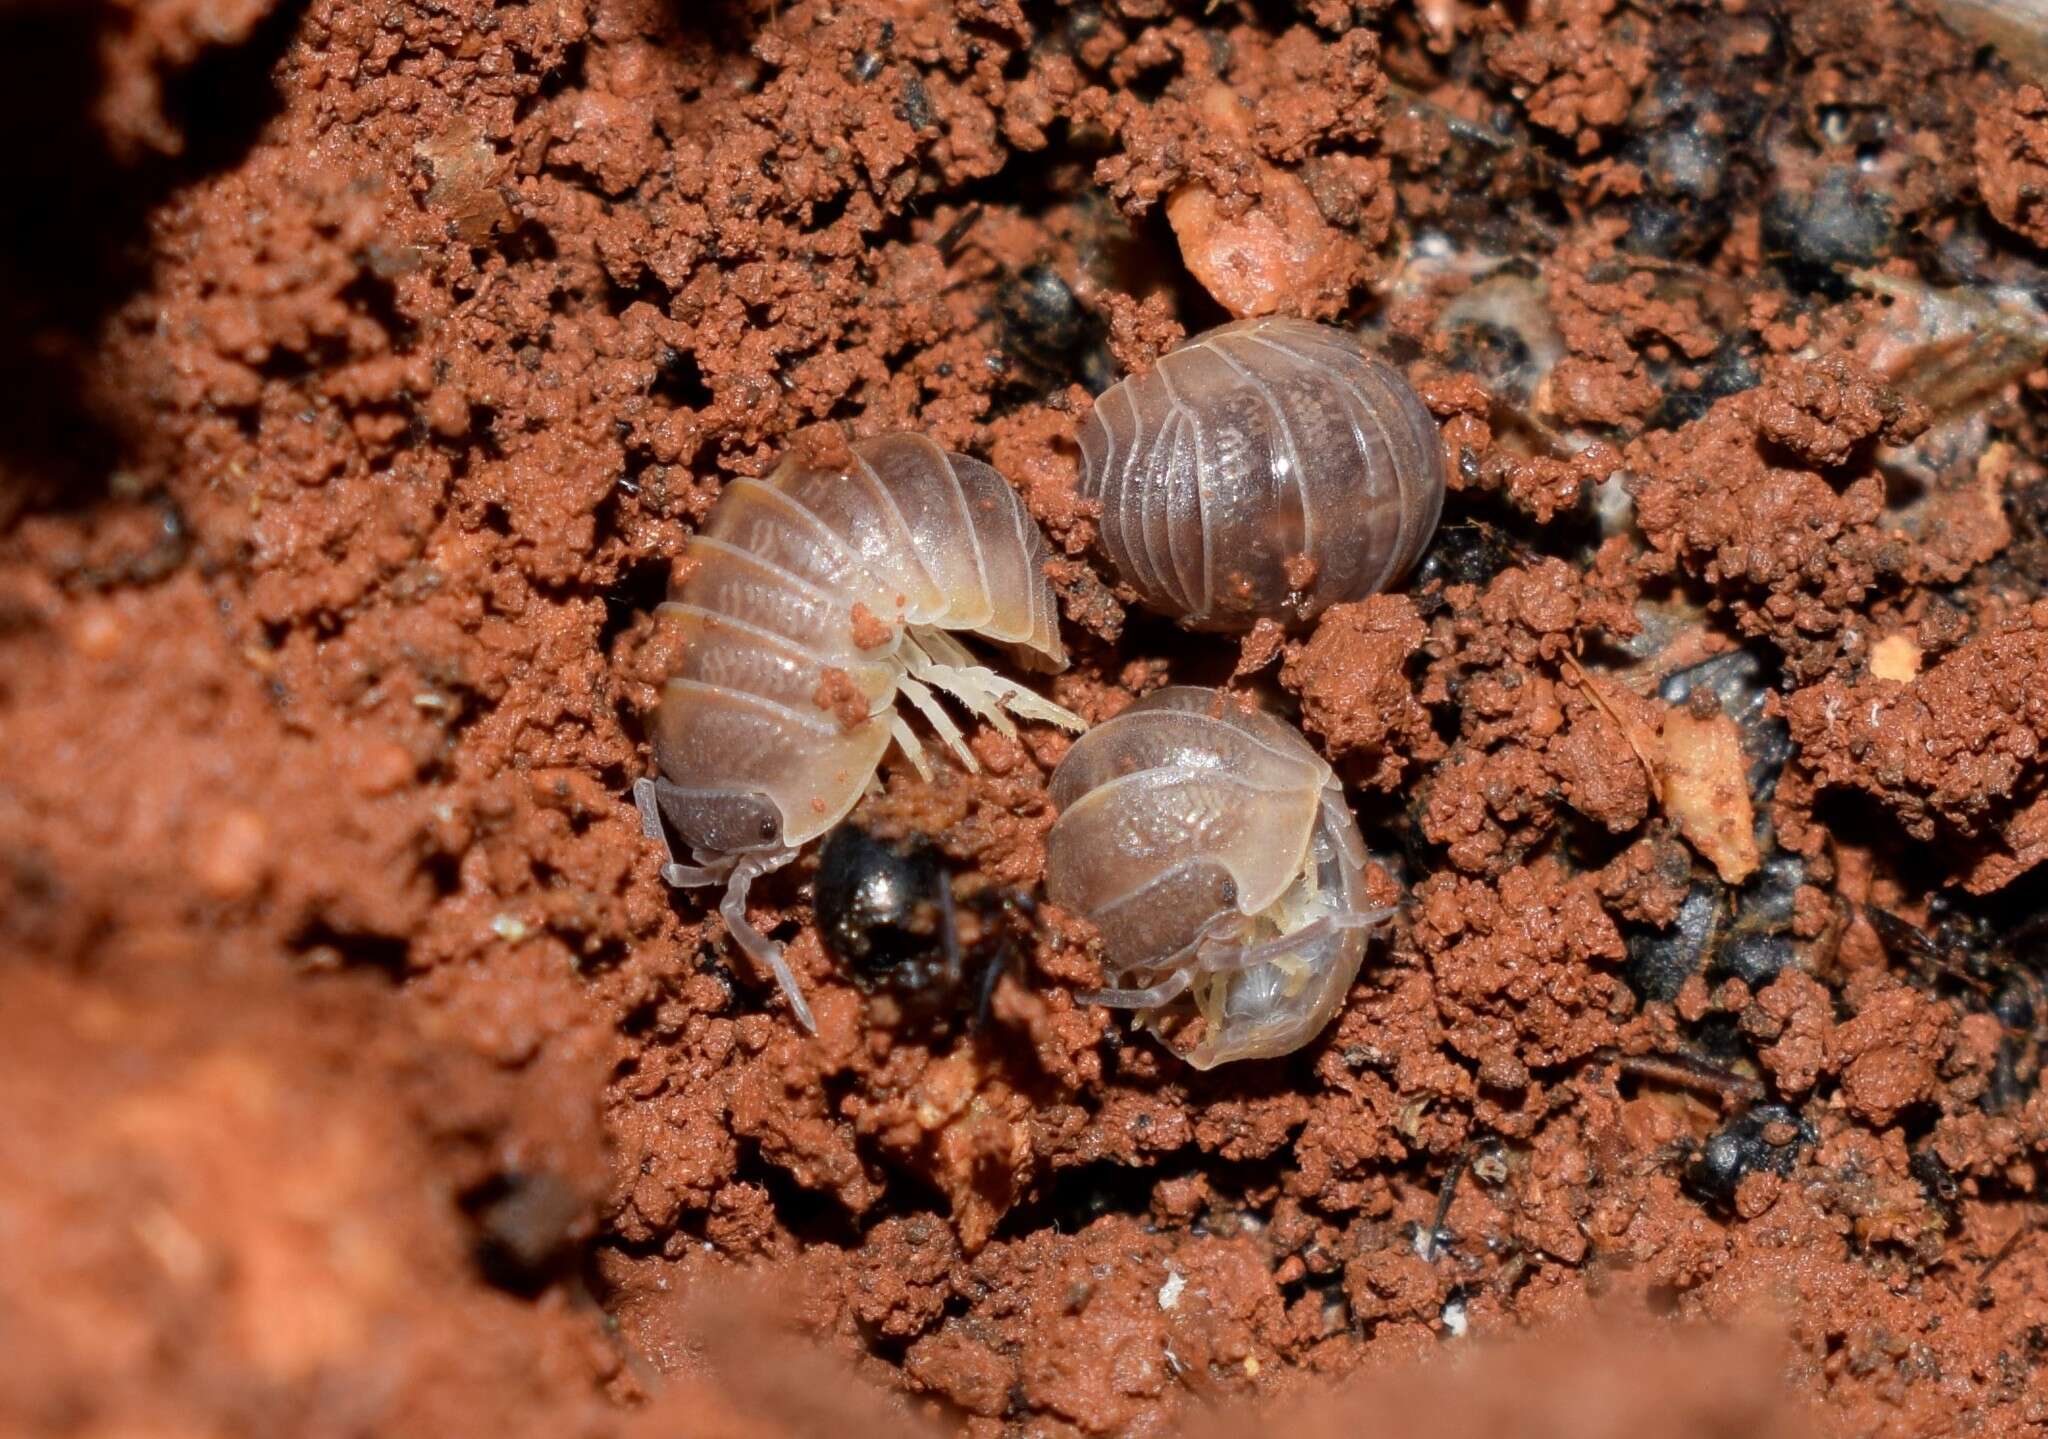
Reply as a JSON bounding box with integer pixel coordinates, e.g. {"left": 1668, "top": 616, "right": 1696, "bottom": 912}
{"left": 1044, "top": 687, "right": 1390, "bottom": 1068}
{"left": 1078, "top": 315, "right": 1447, "bottom": 633}
{"left": 635, "top": 434, "right": 1082, "bottom": 1032}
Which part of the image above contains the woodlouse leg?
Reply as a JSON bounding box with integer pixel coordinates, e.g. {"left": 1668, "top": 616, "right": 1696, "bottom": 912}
{"left": 1194, "top": 921, "right": 1333, "bottom": 973}
{"left": 888, "top": 713, "right": 934, "bottom": 781}
{"left": 935, "top": 668, "right": 1021, "bottom": 738}
{"left": 904, "top": 630, "right": 1017, "bottom": 738}
{"left": 908, "top": 628, "right": 1085, "bottom": 733}
{"left": 1191, "top": 907, "right": 1395, "bottom": 973}
{"left": 991, "top": 685, "right": 1088, "bottom": 732}
{"left": 906, "top": 626, "right": 975, "bottom": 670}
{"left": 964, "top": 669, "right": 1087, "bottom": 731}
{"left": 717, "top": 848, "right": 816, "bottom": 1035}
{"left": 896, "top": 674, "right": 980, "bottom": 772}
{"left": 1083, "top": 968, "right": 1193, "bottom": 1010}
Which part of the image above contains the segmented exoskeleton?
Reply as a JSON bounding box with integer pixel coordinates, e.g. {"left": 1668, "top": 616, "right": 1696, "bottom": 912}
{"left": 1079, "top": 316, "right": 1447, "bottom": 632}
{"left": 635, "top": 434, "right": 1082, "bottom": 1032}
{"left": 1044, "top": 687, "right": 1389, "bottom": 1067}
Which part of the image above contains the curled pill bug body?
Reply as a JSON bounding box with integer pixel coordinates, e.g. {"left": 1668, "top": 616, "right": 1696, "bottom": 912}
{"left": 1078, "top": 315, "right": 1447, "bottom": 632}
{"left": 634, "top": 434, "right": 1084, "bottom": 1033}
{"left": 1044, "top": 686, "right": 1392, "bottom": 1068}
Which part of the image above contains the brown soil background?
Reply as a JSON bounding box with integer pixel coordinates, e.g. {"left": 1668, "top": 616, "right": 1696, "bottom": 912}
{"left": 7, "top": 0, "right": 2048, "bottom": 1434}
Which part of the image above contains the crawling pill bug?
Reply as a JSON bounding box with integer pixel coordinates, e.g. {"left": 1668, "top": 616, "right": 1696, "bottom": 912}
{"left": 1044, "top": 686, "right": 1392, "bottom": 1068}
{"left": 633, "top": 434, "right": 1084, "bottom": 1034}
{"left": 1077, "top": 316, "right": 1447, "bottom": 633}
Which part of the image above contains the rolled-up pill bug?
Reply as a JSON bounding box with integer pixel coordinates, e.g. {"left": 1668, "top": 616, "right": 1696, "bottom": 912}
{"left": 1044, "top": 686, "right": 1392, "bottom": 1068}
{"left": 1077, "top": 315, "right": 1447, "bottom": 632}
{"left": 633, "top": 434, "right": 1084, "bottom": 1033}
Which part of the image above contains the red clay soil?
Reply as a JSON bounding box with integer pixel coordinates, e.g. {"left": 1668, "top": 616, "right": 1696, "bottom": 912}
{"left": 6, "top": 0, "right": 2048, "bottom": 1436}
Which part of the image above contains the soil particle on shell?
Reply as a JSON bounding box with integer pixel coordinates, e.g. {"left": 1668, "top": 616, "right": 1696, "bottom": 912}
{"left": 12, "top": 0, "right": 2048, "bottom": 1434}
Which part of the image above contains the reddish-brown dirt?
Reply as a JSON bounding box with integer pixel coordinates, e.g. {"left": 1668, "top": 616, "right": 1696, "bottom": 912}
{"left": 7, "top": 0, "right": 2048, "bottom": 1435}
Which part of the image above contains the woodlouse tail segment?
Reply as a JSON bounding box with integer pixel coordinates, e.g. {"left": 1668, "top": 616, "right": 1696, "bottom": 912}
{"left": 633, "top": 778, "right": 816, "bottom": 1034}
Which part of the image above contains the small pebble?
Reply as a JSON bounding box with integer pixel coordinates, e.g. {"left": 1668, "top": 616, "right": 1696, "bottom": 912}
{"left": 353, "top": 740, "right": 417, "bottom": 797}
{"left": 1165, "top": 87, "right": 1354, "bottom": 319}
{"left": 1869, "top": 633, "right": 1921, "bottom": 681}
{"left": 424, "top": 385, "right": 470, "bottom": 438}
{"left": 191, "top": 808, "right": 271, "bottom": 902}
{"left": 71, "top": 606, "right": 126, "bottom": 662}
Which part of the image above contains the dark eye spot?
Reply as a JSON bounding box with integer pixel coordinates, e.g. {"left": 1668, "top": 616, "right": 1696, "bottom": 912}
{"left": 1218, "top": 877, "right": 1238, "bottom": 908}
{"left": 759, "top": 815, "right": 778, "bottom": 841}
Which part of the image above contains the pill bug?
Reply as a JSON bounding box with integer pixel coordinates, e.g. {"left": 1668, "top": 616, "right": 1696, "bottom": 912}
{"left": 1077, "top": 315, "right": 1447, "bottom": 632}
{"left": 1044, "top": 686, "right": 1391, "bottom": 1067}
{"left": 633, "top": 434, "right": 1084, "bottom": 1033}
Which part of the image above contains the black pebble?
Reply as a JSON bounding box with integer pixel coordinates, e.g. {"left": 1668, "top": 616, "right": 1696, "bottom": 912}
{"left": 814, "top": 823, "right": 953, "bottom": 989}
{"left": 464, "top": 1172, "right": 584, "bottom": 1295}
{"left": 1626, "top": 881, "right": 1724, "bottom": 1003}
{"left": 1715, "top": 931, "right": 1791, "bottom": 989}
{"left": 1650, "top": 337, "right": 1761, "bottom": 429}
{"left": 1684, "top": 1104, "right": 1814, "bottom": 1211}
{"left": 1415, "top": 520, "right": 1522, "bottom": 593}
{"left": 1001, "top": 264, "right": 1085, "bottom": 358}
